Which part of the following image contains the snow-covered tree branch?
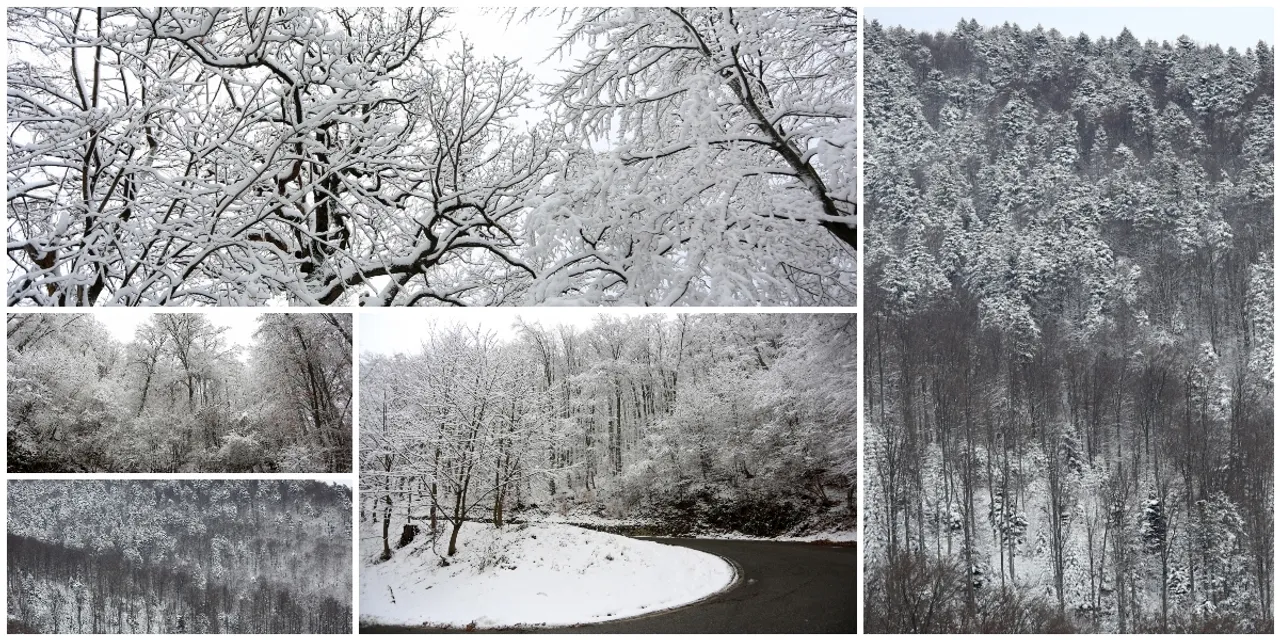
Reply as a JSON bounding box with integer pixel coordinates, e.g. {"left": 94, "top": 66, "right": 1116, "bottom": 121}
{"left": 7, "top": 7, "right": 857, "bottom": 306}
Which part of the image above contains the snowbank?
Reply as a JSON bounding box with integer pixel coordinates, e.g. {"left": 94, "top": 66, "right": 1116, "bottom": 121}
{"left": 540, "top": 512, "right": 648, "bottom": 528}
{"left": 360, "top": 522, "right": 735, "bottom": 628}
{"left": 696, "top": 529, "right": 858, "bottom": 543}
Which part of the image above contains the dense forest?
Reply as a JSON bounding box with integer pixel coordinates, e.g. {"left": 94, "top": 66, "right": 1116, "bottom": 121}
{"left": 7, "top": 480, "right": 352, "bottom": 634}
{"left": 7, "top": 313, "right": 352, "bottom": 472}
{"left": 360, "top": 314, "right": 855, "bottom": 560}
{"left": 7, "top": 7, "right": 854, "bottom": 306}
{"left": 864, "top": 19, "right": 1272, "bottom": 633}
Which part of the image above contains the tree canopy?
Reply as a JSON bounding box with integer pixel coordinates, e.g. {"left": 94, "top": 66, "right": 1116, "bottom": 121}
{"left": 8, "top": 479, "right": 351, "bottom": 634}
{"left": 7, "top": 312, "right": 353, "bottom": 472}
{"left": 7, "top": 7, "right": 856, "bottom": 306}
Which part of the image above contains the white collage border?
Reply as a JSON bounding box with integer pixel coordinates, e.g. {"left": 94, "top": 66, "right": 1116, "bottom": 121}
{"left": 2, "top": 1, "right": 1277, "bottom": 637}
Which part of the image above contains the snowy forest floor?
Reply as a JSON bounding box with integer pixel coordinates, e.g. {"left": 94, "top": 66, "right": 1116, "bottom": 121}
{"left": 359, "top": 521, "right": 735, "bottom": 629}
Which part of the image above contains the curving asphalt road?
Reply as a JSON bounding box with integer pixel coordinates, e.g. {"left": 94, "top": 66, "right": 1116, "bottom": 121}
{"left": 361, "top": 537, "right": 857, "bottom": 634}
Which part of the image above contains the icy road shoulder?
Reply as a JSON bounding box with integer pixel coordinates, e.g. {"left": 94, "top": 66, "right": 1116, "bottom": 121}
{"left": 360, "top": 522, "right": 736, "bottom": 628}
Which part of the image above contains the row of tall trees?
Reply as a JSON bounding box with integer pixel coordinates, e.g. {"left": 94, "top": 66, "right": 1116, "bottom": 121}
{"left": 7, "top": 312, "right": 352, "bottom": 472}
{"left": 7, "top": 480, "right": 352, "bottom": 634}
{"left": 360, "top": 314, "right": 855, "bottom": 560}
{"left": 7, "top": 7, "right": 855, "bottom": 306}
{"left": 864, "top": 19, "right": 1273, "bottom": 633}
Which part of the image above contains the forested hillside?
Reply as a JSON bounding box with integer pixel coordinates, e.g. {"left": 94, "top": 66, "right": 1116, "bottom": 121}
{"left": 864, "top": 19, "right": 1272, "bottom": 633}
{"left": 7, "top": 313, "right": 352, "bottom": 472}
{"left": 360, "top": 314, "right": 855, "bottom": 560}
{"left": 7, "top": 480, "right": 352, "bottom": 634}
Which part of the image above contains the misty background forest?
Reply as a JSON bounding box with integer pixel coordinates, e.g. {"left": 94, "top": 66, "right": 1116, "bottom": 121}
{"left": 7, "top": 313, "right": 352, "bottom": 472}
{"left": 360, "top": 314, "right": 855, "bottom": 560}
{"left": 7, "top": 480, "right": 352, "bottom": 634}
{"left": 864, "top": 19, "right": 1273, "bottom": 633}
{"left": 7, "top": 7, "right": 855, "bottom": 306}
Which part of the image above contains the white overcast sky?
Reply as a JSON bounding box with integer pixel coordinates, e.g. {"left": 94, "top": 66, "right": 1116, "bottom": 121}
{"left": 439, "top": 7, "right": 592, "bottom": 134}
{"left": 445, "top": 7, "right": 571, "bottom": 85}
{"left": 94, "top": 310, "right": 259, "bottom": 353}
{"left": 359, "top": 309, "right": 652, "bottom": 356}
{"left": 869, "top": 7, "right": 1274, "bottom": 51}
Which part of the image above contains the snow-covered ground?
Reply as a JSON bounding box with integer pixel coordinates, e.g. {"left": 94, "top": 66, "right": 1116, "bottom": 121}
{"left": 695, "top": 529, "right": 859, "bottom": 544}
{"left": 360, "top": 522, "right": 735, "bottom": 628}
{"left": 539, "top": 512, "right": 648, "bottom": 528}
{"left": 530, "top": 508, "right": 857, "bottom": 544}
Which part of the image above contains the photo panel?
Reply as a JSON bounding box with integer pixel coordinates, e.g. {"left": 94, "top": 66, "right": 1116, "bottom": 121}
{"left": 6, "top": 311, "right": 353, "bottom": 474}
{"left": 6, "top": 7, "right": 855, "bottom": 308}
{"left": 861, "top": 6, "right": 1274, "bottom": 634}
{"left": 7, "top": 478, "right": 353, "bottom": 634}
{"left": 357, "top": 310, "right": 856, "bottom": 632}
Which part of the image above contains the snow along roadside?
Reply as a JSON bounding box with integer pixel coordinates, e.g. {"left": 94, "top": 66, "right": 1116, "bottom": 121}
{"left": 360, "top": 522, "right": 737, "bottom": 629}
{"left": 690, "top": 529, "right": 859, "bottom": 544}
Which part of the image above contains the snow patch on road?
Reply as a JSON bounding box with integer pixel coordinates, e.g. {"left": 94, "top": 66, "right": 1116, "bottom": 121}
{"left": 360, "top": 522, "right": 735, "bottom": 628}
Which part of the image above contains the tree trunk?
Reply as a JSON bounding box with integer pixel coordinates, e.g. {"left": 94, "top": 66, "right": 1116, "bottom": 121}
{"left": 493, "top": 465, "right": 504, "bottom": 528}
{"left": 448, "top": 518, "right": 463, "bottom": 556}
{"left": 380, "top": 494, "right": 392, "bottom": 561}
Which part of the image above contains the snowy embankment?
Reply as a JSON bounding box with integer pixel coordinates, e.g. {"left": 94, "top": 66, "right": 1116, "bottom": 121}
{"left": 540, "top": 512, "right": 648, "bottom": 528}
{"left": 361, "top": 522, "right": 735, "bottom": 628}
{"left": 697, "top": 529, "right": 858, "bottom": 544}
{"left": 536, "top": 513, "right": 856, "bottom": 544}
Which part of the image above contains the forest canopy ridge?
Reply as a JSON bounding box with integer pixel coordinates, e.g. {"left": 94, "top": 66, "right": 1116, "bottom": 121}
{"left": 873, "top": 19, "right": 1270, "bottom": 50}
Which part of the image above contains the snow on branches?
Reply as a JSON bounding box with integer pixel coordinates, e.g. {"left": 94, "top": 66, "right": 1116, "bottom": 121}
{"left": 7, "top": 7, "right": 857, "bottom": 306}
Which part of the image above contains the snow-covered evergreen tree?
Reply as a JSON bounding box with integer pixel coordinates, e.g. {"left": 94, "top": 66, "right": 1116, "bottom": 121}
{"left": 865, "top": 17, "right": 1272, "bottom": 634}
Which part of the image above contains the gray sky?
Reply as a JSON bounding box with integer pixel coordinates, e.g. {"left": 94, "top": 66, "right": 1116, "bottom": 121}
{"left": 869, "top": 7, "right": 1274, "bottom": 51}
{"left": 95, "top": 310, "right": 259, "bottom": 357}
{"left": 446, "top": 7, "right": 571, "bottom": 86}
{"left": 359, "top": 309, "right": 650, "bottom": 356}
{"left": 442, "top": 7, "right": 595, "bottom": 136}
